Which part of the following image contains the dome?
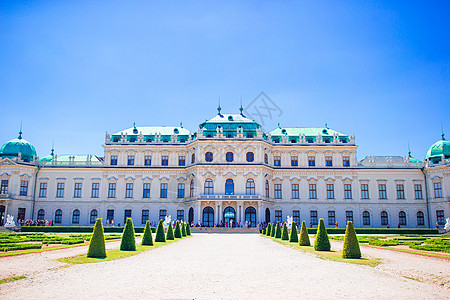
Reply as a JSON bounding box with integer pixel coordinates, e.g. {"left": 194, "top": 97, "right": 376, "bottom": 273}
{"left": 0, "top": 131, "right": 37, "bottom": 162}
{"left": 426, "top": 133, "right": 450, "bottom": 163}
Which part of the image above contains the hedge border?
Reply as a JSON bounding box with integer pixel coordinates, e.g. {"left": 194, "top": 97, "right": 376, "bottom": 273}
{"left": 21, "top": 226, "right": 156, "bottom": 233}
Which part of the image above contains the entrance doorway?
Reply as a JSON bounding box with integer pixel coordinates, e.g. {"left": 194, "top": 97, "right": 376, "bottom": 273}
{"left": 188, "top": 207, "right": 194, "bottom": 224}
{"left": 223, "top": 206, "right": 235, "bottom": 226}
{"left": 265, "top": 208, "right": 270, "bottom": 224}
{"left": 202, "top": 206, "right": 214, "bottom": 227}
{"left": 0, "top": 205, "right": 5, "bottom": 226}
{"left": 245, "top": 206, "right": 257, "bottom": 227}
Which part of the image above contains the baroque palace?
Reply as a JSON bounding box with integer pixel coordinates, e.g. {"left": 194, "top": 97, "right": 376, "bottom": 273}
{"left": 0, "top": 107, "right": 449, "bottom": 228}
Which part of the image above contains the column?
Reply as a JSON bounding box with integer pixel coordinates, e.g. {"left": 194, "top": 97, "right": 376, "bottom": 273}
{"left": 257, "top": 202, "right": 263, "bottom": 224}
{"left": 215, "top": 202, "right": 219, "bottom": 225}
{"left": 218, "top": 201, "right": 223, "bottom": 223}
{"left": 196, "top": 201, "right": 201, "bottom": 224}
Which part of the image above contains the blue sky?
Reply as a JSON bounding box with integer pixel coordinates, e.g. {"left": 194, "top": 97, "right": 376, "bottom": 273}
{"left": 0, "top": 1, "right": 449, "bottom": 160}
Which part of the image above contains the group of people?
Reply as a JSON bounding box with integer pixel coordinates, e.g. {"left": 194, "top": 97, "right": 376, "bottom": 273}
{"left": 17, "top": 219, "right": 53, "bottom": 226}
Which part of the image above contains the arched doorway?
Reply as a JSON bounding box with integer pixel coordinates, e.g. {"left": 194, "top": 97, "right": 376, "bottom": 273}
{"left": 265, "top": 208, "right": 270, "bottom": 224}
{"left": 202, "top": 206, "right": 214, "bottom": 227}
{"left": 223, "top": 206, "right": 235, "bottom": 226}
{"left": 245, "top": 206, "right": 257, "bottom": 227}
{"left": 188, "top": 207, "right": 194, "bottom": 224}
{"left": 0, "top": 205, "right": 5, "bottom": 226}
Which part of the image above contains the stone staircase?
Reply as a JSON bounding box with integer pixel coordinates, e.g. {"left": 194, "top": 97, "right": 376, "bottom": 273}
{"left": 191, "top": 227, "right": 260, "bottom": 234}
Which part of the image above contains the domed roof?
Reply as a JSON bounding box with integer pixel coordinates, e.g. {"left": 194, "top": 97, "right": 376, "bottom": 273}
{"left": 426, "top": 133, "right": 450, "bottom": 160}
{"left": 0, "top": 131, "right": 37, "bottom": 162}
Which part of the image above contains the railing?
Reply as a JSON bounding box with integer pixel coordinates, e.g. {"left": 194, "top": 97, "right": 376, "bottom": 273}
{"left": 187, "top": 194, "right": 274, "bottom": 203}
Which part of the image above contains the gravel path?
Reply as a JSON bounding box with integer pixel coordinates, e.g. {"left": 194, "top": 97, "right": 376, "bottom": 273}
{"left": 1, "top": 234, "right": 449, "bottom": 299}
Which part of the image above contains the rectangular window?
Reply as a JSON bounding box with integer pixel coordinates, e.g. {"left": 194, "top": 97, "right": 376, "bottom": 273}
{"left": 18, "top": 208, "right": 26, "bottom": 220}
{"left": 56, "top": 183, "right": 65, "bottom": 198}
{"left": 291, "top": 184, "right": 299, "bottom": 199}
{"left": 39, "top": 182, "right": 47, "bottom": 197}
{"left": 436, "top": 210, "right": 445, "bottom": 225}
{"left": 274, "top": 184, "right": 282, "bottom": 199}
{"left": 310, "top": 210, "right": 318, "bottom": 226}
{"left": 344, "top": 184, "right": 352, "bottom": 199}
{"left": 361, "top": 184, "right": 369, "bottom": 199}
{"left": 293, "top": 210, "right": 300, "bottom": 224}
{"left": 291, "top": 156, "right": 298, "bottom": 166}
{"left": 177, "top": 183, "right": 185, "bottom": 198}
{"left": 161, "top": 156, "right": 169, "bottom": 166}
{"left": 144, "top": 155, "right": 152, "bottom": 166}
{"left": 378, "top": 184, "right": 387, "bottom": 199}
{"left": 325, "top": 156, "right": 333, "bottom": 167}
{"left": 177, "top": 210, "right": 184, "bottom": 221}
{"left": 74, "top": 183, "right": 82, "bottom": 198}
{"left": 414, "top": 184, "right": 423, "bottom": 199}
{"left": 125, "top": 183, "right": 133, "bottom": 198}
{"left": 434, "top": 182, "right": 442, "bottom": 198}
{"left": 308, "top": 156, "right": 315, "bottom": 167}
{"left": 91, "top": 183, "right": 99, "bottom": 198}
{"left": 124, "top": 209, "right": 132, "bottom": 224}
{"left": 108, "top": 183, "right": 116, "bottom": 198}
{"left": 143, "top": 183, "right": 151, "bottom": 198}
{"left": 160, "top": 183, "right": 168, "bottom": 198}
{"left": 396, "top": 184, "right": 405, "bottom": 199}
{"left": 326, "top": 184, "right": 334, "bottom": 199}
{"left": 127, "top": 155, "right": 135, "bottom": 166}
{"left": 346, "top": 211, "right": 353, "bottom": 223}
{"left": 343, "top": 156, "right": 350, "bottom": 167}
{"left": 309, "top": 184, "right": 317, "bottom": 199}
{"left": 178, "top": 156, "right": 185, "bottom": 166}
{"left": 274, "top": 156, "right": 281, "bottom": 167}
{"left": 0, "top": 180, "right": 8, "bottom": 194}
{"left": 141, "top": 209, "right": 149, "bottom": 224}
{"left": 110, "top": 155, "right": 118, "bottom": 166}
{"left": 159, "top": 209, "right": 167, "bottom": 220}
{"left": 275, "top": 210, "right": 282, "bottom": 223}
{"left": 20, "top": 180, "right": 28, "bottom": 196}
{"left": 107, "top": 209, "right": 114, "bottom": 223}
{"left": 328, "top": 210, "right": 336, "bottom": 226}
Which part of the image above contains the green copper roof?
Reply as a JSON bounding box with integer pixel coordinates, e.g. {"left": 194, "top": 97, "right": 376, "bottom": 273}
{"left": 54, "top": 154, "right": 100, "bottom": 162}
{"left": 426, "top": 138, "right": 450, "bottom": 159}
{"left": 0, "top": 132, "right": 37, "bottom": 162}
{"left": 269, "top": 127, "right": 349, "bottom": 143}
{"left": 199, "top": 113, "right": 261, "bottom": 138}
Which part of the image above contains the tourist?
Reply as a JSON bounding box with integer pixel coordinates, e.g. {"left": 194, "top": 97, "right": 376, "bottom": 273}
{"left": 335, "top": 221, "right": 338, "bottom": 228}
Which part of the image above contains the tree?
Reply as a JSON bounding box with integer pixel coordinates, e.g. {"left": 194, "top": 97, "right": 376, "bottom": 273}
{"left": 155, "top": 219, "right": 166, "bottom": 243}
{"left": 166, "top": 222, "right": 175, "bottom": 240}
{"left": 299, "top": 220, "right": 310, "bottom": 246}
{"left": 174, "top": 220, "right": 182, "bottom": 238}
{"left": 87, "top": 218, "right": 106, "bottom": 258}
{"left": 186, "top": 222, "right": 191, "bottom": 236}
{"left": 120, "top": 218, "right": 136, "bottom": 251}
{"left": 141, "top": 220, "right": 154, "bottom": 246}
{"left": 342, "top": 221, "right": 361, "bottom": 259}
{"left": 275, "top": 222, "right": 282, "bottom": 239}
{"left": 271, "top": 222, "right": 276, "bottom": 237}
{"left": 181, "top": 222, "right": 187, "bottom": 237}
{"left": 289, "top": 221, "right": 298, "bottom": 243}
{"left": 266, "top": 223, "right": 271, "bottom": 236}
{"left": 314, "top": 218, "right": 331, "bottom": 251}
{"left": 281, "top": 222, "right": 289, "bottom": 240}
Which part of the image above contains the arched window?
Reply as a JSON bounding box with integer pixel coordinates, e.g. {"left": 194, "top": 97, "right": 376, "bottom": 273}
{"left": 223, "top": 206, "right": 236, "bottom": 225}
{"left": 226, "top": 152, "right": 234, "bottom": 162}
{"left": 188, "top": 207, "right": 194, "bottom": 224}
{"left": 191, "top": 153, "right": 195, "bottom": 164}
{"left": 380, "top": 211, "right": 388, "bottom": 226}
{"left": 225, "top": 179, "right": 234, "bottom": 195}
{"left": 399, "top": 211, "right": 407, "bottom": 226}
{"left": 246, "top": 179, "right": 255, "bottom": 195}
{"left": 204, "top": 179, "right": 214, "bottom": 195}
{"left": 37, "top": 209, "right": 45, "bottom": 220}
{"left": 417, "top": 211, "right": 424, "bottom": 226}
{"left": 190, "top": 180, "right": 194, "bottom": 197}
{"left": 265, "top": 180, "right": 269, "bottom": 197}
{"left": 205, "top": 152, "right": 213, "bottom": 162}
{"left": 265, "top": 208, "right": 270, "bottom": 223}
{"left": 72, "top": 209, "right": 80, "bottom": 224}
{"left": 90, "top": 209, "right": 98, "bottom": 224}
{"left": 202, "top": 206, "right": 214, "bottom": 227}
{"left": 54, "top": 209, "right": 62, "bottom": 224}
{"left": 245, "top": 207, "right": 257, "bottom": 227}
{"left": 246, "top": 152, "right": 254, "bottom": 162}
{"left": 362, "top": 211, "right": 370, "bottom": 225}
{"left": 264, "top": 154, "right": 268, "bottom": 164}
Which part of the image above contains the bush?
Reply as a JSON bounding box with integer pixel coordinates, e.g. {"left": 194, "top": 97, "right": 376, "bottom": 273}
{"left": 120, "top": 218, "right": 136, "bottom": 251}
{"left": 281, "top": 223, "right": 289, "bottom": 240}
{"left": 0, "top": 243, "right": 42, "bottom": 251}
{"left": 166, "top": 222, "right": 175, "bottom": 240}
{"left": 289, "top": 221, "right": 298, "bottom": 243}
{"left": 342, "top": 221, "right": 361, "bottom": 259}
{"left": 299, "top": 221, "right": 310, "bottom": 246}
{"left": 155, "top": 219, "right": 166, "bottom": 243}
{"left": 87, "top": 219, "right": 107, "bottom": 258}
{"left": 174, "top": 221, "right": 182, "bottom": 238}
{"left": 266, "top": 223, "right": 272, "bottom": 236}
{"left": 181, "top": 223, "right": 187, "bottom": 237}
{"left": 141, "top": 221, "right": 154, "bottom": 246}
{"left": 275, "top": 222, "right": 282, "bottom": 239}
{"left": 271, "top": 222, "right": 276, "bottom": 237}
{"left": 262, "top": 229, "right": 266, "bottom": 235}
{"left": 186, "top": 223, "right": 191, "bottom": 236}
{"left": 314, "top": 219, "right": 331, "bottom": 251}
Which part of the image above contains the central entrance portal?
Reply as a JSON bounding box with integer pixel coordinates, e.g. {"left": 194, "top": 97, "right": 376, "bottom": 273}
{"left": 223, "top": 206, "right": 235, "bottom": 226}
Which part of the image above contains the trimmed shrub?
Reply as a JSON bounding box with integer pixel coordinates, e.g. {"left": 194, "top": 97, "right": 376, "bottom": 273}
{"left": 342, "top": 221, "right": 361, "bottom": 259}
{"left": 186, "top": 223, "right": 191, "bottom": 236}
{"left": 120, "top": 218, "right": 136, "bottom": 251}
{"left": 155, "top": 219, "right": 166, "bottom": 243}
{"left": 87, "top": 218, "right": 107, "bottom": 258}
{"left": 262, "top": 229, "right": 266, "bottom": 235}
{"left": 275, "top": 222, "right": 282, "bottom": 239}
{"left": 299, "top": 221, "right": 310, "bottom": 246}
{"left": 271, "top": 222, "right": 276, "bottom": 237}
{"left": 141, "top": 221, "right": 154, "bottom": 246}
{"left": 266, "top": 223, "right": 272, "bottom": 236}
{"left": 174, "top": 221, "right": 182, "bottom": 238}
{"left": 289, "top": 221, "right": 298, "bottom": 243}
{"left": 181, "top": 222, "right": 187, "bottom": 237}
{"left": 281, "top": 223, "right": 289, "bottom": 240}
{"left": 166, "top": 222, "right": 175, "bottom": 240}
{"left": 314, "top": 219, "right": 331, "bottom": 251}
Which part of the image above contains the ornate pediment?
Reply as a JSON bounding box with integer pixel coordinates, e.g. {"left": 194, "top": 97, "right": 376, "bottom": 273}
{"left": 0, "top": 158, "right": 16, "bottom": 166}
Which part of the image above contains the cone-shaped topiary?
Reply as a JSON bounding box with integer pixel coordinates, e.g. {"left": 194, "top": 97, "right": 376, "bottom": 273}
{"left": 87, "top": 218, "right": 106, "bottom": 258}
{"left": 289, "top": 221, "right": 298, "bottom": 243}
{"left": 281, "top": 223, "right": 289, "bottom": 240}
{"left": 166, "top": 222, "right": 175, "bottom": 240}
{"left": 155, "top": 219, "right": 166, "bottom": 243}
{"left": 266, "top": 223, "right": 272, "bottom": 236}
{"left": 174, "top": 220, "right": 182, "bottom": 238}
{"left": 299, "top": 220, "right": 310, "bottom": 246}
{"left": 141, "top": 221, "right": 154, "bottom": 246}
{"left": 342, "top": 221, "right": 361, "bottom": 259}
{"left": 271, "top": 222, "right": 276, "bottom": 237}
{"left": 186, "top": 222, "right": 191, "bottom": 236}
{"left": 120, "top": 218, "right": 136, "bottom": 251}
{"left": 275, "top": 222, "right": 282, "bottom": 239}
{"left": 181, "top": 222, "right": 187, "bottom": 237}
{"left": 314, "top": 218, "right": 331, "bottom": 251}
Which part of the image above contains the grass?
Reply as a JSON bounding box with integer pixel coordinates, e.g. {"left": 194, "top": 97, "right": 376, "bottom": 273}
{"left": 0, "top": 275, "right": 27, "bottom": 285}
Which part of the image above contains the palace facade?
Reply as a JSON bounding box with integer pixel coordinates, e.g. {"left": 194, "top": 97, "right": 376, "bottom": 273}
{"left": 1, "top": 108, "right": 449, "bottom": 228}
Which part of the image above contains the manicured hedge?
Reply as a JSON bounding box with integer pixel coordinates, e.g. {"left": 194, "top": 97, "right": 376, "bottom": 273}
{"left": 303, "top": 228, "right": 439, "bottom": 235}
{"left": 1, "top": 243, "right": 43, "bottom": 251}
{"left": 21, "top": 226, "right": 156, "bottom": 234}
{"left": 87, "top": 219, "right": 106, "bottom": 258}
